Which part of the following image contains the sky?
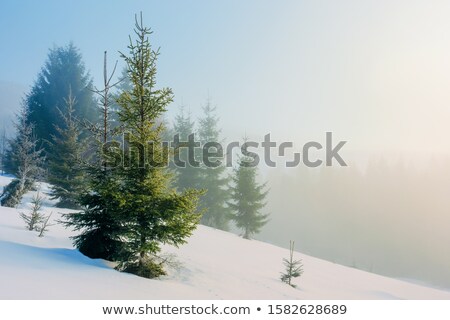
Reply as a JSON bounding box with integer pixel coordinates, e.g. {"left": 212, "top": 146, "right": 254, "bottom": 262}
{"left": 2, "top": 0, "right": 450, "bottom": 166}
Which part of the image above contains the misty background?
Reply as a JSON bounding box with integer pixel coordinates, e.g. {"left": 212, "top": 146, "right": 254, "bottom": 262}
{"left": 1, "top": 0, "right": 450, "bottom": 288}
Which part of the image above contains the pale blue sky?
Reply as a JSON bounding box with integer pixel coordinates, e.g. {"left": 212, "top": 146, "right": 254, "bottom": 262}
{"left": 2, "top": 0, "right": 450, "bottom": 161}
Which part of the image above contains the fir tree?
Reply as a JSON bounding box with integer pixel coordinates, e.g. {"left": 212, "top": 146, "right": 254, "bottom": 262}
{"left": 114, "top": 14, "right": 203, "bottom": 278}
{"left": 280, "top": 241, "right": 303, "bottom": 288}
{"left": 1, "top": 105, "right": 45, "bottom": 207}
{"left": 47, "top": 90, "right": 87, "bottom": 209}
{"left": 26, "top": 43, "right": 97, "bottom": 152}
{"left": 228, "top": 153, "right": 269, "bottom": 239}
{"left": 63, "top": 165, "right": 125, "bottom": 259}
{"left": 197, "top": 100, "right": 231, "bottom": 230}
{"left": 64, "top": 15, "right": 202, "bottom": 277}
{"left": 61, "top": 52, "right": 124, "bottom": 260}
{"left": 172, "top": 107, "right": 202, "bottom": 191}
{"left": 20, "top": 191, "right": 45, "bottom": 231}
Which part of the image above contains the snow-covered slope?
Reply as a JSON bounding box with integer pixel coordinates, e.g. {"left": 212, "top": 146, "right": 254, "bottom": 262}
{"left": 1, "top": 176, "right": 449, "bottom": 299}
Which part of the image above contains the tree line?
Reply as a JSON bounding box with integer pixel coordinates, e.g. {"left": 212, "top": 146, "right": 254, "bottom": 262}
{"left": 0, "top": 14, "right": 269, "bottom": 278}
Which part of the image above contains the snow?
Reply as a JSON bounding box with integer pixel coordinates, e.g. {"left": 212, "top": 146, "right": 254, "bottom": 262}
{"left": 1, "top": 175, "right": 450, "bottom": 299}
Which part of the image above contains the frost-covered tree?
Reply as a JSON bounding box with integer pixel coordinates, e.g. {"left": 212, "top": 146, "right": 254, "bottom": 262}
{"left": 197, "top": 100, "right": 231, "bottom": 230}
{"left": 47, "top": 90, "right": 88, "bottom": 209}
{"left": 1, "top": 105, "right": 45, "bottom": 207}
{"left": 228, "top": 153, "right": 269, "bottom": 239}
{"left": 280, "top": 240, "right": 303, "bottom": 288}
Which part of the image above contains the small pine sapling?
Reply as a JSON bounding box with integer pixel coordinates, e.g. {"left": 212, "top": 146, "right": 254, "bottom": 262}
{"left": 280, "top": 240, "right": 303, "bottom": 288}
{"left": 20, "top": 191, "right": 45, "bottom": 231}
{"left": 38, "top": 212, "right": 54, "bottom": 238}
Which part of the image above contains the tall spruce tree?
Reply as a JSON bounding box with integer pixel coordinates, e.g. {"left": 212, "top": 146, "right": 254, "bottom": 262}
{"left": 197, "top": 100, "right": 231, "bottom": 230}
{"left": 26, "top": 43, "right": 97, "bottom": 151}
{"left": 47, "top": 90, "right": 87, "bottom": 209}
{"left": 62, "top": 52, "right": 124, "bottom": 260}
{"left": 1, "top": 104, "right": 45, "bottom": 207}
{"left": 64, "top": 15, "right": 203, "bottom": 277}
{"left": 113, "top": 14, "right": 203, "bottom": 278}
{"left": 172, "top": 107, "right": 202, "bottom": 191}
{"left": 228, "top": 154, "right": 269, "bottom": 239}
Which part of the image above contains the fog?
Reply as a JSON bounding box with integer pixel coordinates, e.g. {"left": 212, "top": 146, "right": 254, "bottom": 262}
{"left": 256, "top": 160, "right": 450, "bottom": 288}
{"left": 1, "top": 0, "right": 450, "bottom": 288}
{"left": 0, "top": 81, "right": 24, "bottom": 133}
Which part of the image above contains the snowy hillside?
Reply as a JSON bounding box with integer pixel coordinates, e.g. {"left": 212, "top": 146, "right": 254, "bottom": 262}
{"left": 1, "top": 175, "right": 449, "bottom": 300}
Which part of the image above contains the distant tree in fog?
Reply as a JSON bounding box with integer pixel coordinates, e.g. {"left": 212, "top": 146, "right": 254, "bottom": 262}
{"left": 25, "top": 43, "right": 97, "bottom": 152}
{"left": 172, "top": 107, "right": 202, "bottom": 191}
{"left": 228, "top": 153, "right": 269, "bottom": 239}
{"left": 47, "top": 90, "right": 87, "bottom": 209}
{"left": 197, "top": 100, "right": 231, "bottom": 231}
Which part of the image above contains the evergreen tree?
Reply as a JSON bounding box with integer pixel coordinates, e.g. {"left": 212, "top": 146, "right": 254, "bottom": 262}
{"left": 64, "top": 15, "right": 203, "bottom": 277}
{"left": 1, "top": 105, "right": 45, "bottom": 207}
{"left": 172, "top": 107, "right": 202, "bottom": 191}
{"left": 61, "top": 52, "right": 124, "bottom": 260}
{"left": 228, "top": 154, "right": 269, "bottom": 239}
{"left": 47, "top": 90, "right": 87, "bottom": 209}
{"left": 20, "top": 191, "right": 45, "bottom": 231}
{"left": 116, "top": 67, "right": 133, "bottom": 92}
{"left": 197, "top": 100, "right": 231, "bottom": 230}
{"left": 63, "top": 166, "right": 125, "bottom": 259}
{"left": 280, "top": 240, "right": 303, "bottom": 288}
{"left": 26, "top": 43, "right": 97, "bottom": 151}
{"left": 114, "top": 14, "right": 203, "bottom": 278}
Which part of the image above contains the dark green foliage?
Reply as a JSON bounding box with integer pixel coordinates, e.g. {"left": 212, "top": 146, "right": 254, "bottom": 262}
{"left": 197, "top": 101, "right": 231, "bottom": 230}
{"left": 62, "top": 168, "right": 125, "bottom": 260}
{"left": 47, "top": 91, "right": 87, "bottom": 209}
{"left": 280, "top": 241, "right": 303, "bottom": 287}
{"left": 1, "top": 105, "right": 44, "bottom": 207}
{"left": 228, "top": 154, "right": 269, "bottom": 239}
{"left": 26, "top": 43, "right": 97, "bottom": 151}
{"left": 112, "top": 14, "right": 203, "bottom": 278}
